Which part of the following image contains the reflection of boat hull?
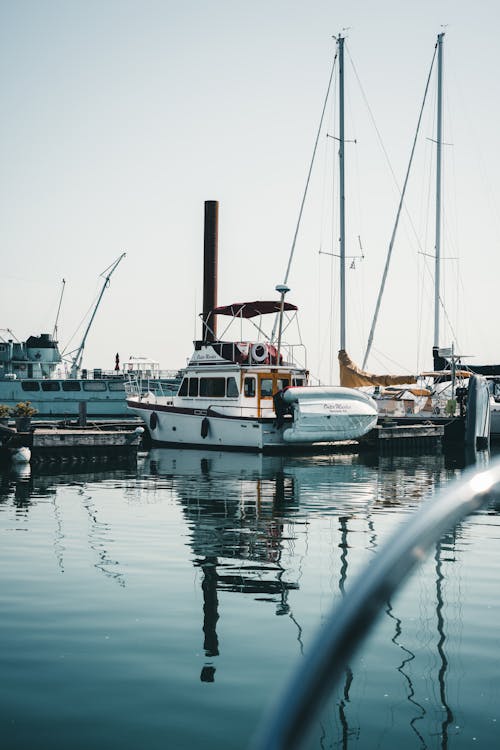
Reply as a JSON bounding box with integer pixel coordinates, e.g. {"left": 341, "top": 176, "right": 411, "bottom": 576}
{"left": 145, "top": 446, "right": 285, "bottom": 477}
{"left": 128, "top": 387, "right": 378, "bottom": 452}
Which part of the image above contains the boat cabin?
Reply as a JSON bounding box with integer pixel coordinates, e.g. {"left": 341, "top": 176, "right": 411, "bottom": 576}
{"left": 176, "top": 359, "right": 307, "bottom": 418}
{"left": 171, "top": 299, "right": 309, "bottom": 418}
{"left": 0, "top": 333, "right": 61, "bottom": 380}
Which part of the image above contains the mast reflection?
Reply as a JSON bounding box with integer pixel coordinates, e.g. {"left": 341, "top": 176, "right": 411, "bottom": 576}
{"left": 435, "top": 536, "right": 454, "bottom": 749}
{"left": 386, "top": 600, "right": 426, "bottom": 745}
{"left": 337, "top": 516, "right": 359, "bottom": 746}
{"left": 0, "top": 457, "right": 136, "bottom": 585}
{"left": 145, "top": 448, "right": 301, "bottom": 682}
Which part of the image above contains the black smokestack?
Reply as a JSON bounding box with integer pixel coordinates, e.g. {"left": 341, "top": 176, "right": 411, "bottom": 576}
{"left": 202, "top": 200, "right": 219, "bottom": 342}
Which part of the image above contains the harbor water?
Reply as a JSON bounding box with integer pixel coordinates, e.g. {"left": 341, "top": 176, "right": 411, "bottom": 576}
{"left": 1, "top": 446, "right": 499, "bottom": 749}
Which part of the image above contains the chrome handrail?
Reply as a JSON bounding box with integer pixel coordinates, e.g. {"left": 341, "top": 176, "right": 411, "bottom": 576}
{"left": 251, "top": 457, "right": 500, "bottom": 750}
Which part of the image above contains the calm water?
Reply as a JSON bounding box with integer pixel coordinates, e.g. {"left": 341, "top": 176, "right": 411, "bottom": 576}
{"left": 1, "top": 446, "right": 499, "bottom": 749}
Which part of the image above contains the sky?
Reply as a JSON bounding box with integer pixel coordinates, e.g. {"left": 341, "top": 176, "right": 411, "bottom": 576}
{"left": 1, "top": 0, "right": 499, "bottom": 384}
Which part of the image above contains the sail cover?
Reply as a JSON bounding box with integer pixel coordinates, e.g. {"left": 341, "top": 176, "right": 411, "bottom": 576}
{"left": 338, "top": 349, "right": 417, "bottom": 387}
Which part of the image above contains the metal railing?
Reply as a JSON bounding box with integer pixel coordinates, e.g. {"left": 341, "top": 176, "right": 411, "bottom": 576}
{"left": 124, "top": 373, "right": 181, "bottom": 399}
{"left": 251, "top": 457, "right": 500, "bottom": 750}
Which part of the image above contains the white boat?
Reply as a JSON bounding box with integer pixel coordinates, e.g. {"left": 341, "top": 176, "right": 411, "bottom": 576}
{"left": 126, "top": 302, "right": 377, "bottom": 451}
{"left": 126, "top": 203, "right": 378, "bottom": 451}
{"left": 0, "top": 256, "right": 180, "bottom": 419}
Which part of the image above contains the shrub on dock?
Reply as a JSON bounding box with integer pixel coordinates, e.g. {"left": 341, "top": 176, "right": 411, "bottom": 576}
{"left": 11, "top": 401, "right": 38, "bottom": 417}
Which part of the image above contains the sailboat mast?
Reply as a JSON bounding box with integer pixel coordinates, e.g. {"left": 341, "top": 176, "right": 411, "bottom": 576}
{"left": 434, "top": 32, "right": 444, "bottom": 350}
{"left": 338, "top": 34, "right": 346, "bottom": 352}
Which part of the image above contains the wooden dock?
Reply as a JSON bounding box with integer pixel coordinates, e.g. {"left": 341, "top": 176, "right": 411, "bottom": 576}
{"left": 0, "top": 422, "right": 144, "bottom": 464}
{"left": 1, "top": 418, "right": 446, "bottom": 464}
{"left": 359, "top": 422, "right": 444, "bottom": 455}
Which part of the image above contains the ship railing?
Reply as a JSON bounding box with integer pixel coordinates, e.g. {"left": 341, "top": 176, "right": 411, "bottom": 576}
{"left": 266, "top": 342, "right": 306, "bottom": 370}
{"left": 122, "top": 368, "right": 181, "bottom": 380}
{"left": 251, "top": 456, "right": 500, "bottom": 750}
{"left": 124, "top": 373, "right": 181, "bottom": 399}
{"left": 124, "top": 375, "right": 138, "bottom": 398}
{"left": 206, "top": 404, "right": 276, "bottom": 419}
{"left": 82, "top": 367, "right": 180, "bottom": 380}
{"left": 281, "top": 343, "right": 307, "bottom": 371}
{"left": 203, "top": 341, "right": 308, "bottom": 369}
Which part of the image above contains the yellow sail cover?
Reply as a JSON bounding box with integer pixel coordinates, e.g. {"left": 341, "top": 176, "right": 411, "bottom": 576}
{"left": 338, "top": 349, "right": 417, "bottom": 387}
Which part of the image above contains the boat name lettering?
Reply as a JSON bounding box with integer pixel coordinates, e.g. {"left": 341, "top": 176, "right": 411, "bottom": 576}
{"left": 323, "top": 403, "right": 351, "bottom": 412}
{"left": 192, "top": 350, "right": 219, "bottom": 361}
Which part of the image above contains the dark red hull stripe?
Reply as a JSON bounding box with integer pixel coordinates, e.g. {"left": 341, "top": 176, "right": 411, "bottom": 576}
{"left": 126, "top": 400, "right": 280, "bottom": 424}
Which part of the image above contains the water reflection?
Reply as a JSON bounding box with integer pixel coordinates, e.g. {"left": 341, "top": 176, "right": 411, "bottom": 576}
{"left": 144, "top": 448, "right": 301, "bottom": 681}
{"left": 386, "top": 599, "right": 426, "bottom": 745}
{"left": 337, "top": 515, "right": 359, "bottom": 747}
{"left": 0, "top": 456, "right": 138, "bottom": 508}
{"left": 140, "top": 447, "right": 499, "bottom": 746}
{"left": 1, "top": 446, "right": 498, "bottom": 748}
{"left": 0, "top": 457, "right": 137, "bottom": 587}
{"left": 379, "top": 538, "right": 458, "bottom": 749}
{"left": 435, "top": 535, "right": 455, "bottom": 750}
{"left": 142, "top": 449, "right": 447, "bottom": 686}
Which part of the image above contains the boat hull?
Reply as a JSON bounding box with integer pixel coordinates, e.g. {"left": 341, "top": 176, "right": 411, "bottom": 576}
{"left": 127, "top": 387, "right": 378, "bottom": 452}
{"left": 464, "top": 374, "right": 490, "bottom": 448}
{"left": 127, "top": 400, "right": 285, "bottom": 450}
{"left": 0, "top": 374, "right": 179, "bottom": 419}
{"left": 490, "top": 405, "right": 500, "bottom": 439}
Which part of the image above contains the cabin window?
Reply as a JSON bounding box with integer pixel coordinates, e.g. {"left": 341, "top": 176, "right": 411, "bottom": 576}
{"left": 200, "top": 377, "right": 225, "bottom": 397}
{"left": 277, "top": 378, "right": 290, "bottom": 391}
{"left": 226, "top": 377, "right": 239, "bottom": 397}
{"left": 260, "top": 378, "right": 274, "bottom": 398}
{"left": 189, "top": 378, "right": 199, "bottom": 397}
{"left": 108, "top": 381, "right": 125, "bottom": 392}
{"left": 21, "top": 381, "right": 40, "bottom": 392}
{"left": 41, "top": 381, "right": 61, "bottom": 391}
{"left": 292, "top": 378, "right": 305, "bottom": 387}
{"left": 83, "top": 381, "right": 107, "bottom": 391}
{"left": 244, "top": 377, "right": 256, "bottom": 398}
{"left": 62, "top": 381, "right": 82, "bottom": 391}
{"left": 178, "top": 378, "right": 188, "bottom": 396}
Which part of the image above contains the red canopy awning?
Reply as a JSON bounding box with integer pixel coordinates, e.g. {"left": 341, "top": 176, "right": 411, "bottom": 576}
{"left": 210, "top": 300, "right": 298, "bottom": 319}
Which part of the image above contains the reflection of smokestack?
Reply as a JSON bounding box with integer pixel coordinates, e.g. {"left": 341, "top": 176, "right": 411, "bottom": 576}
{"left": 202, "top": 200, "right": 219, "bottom": 342}
{"left": 200, "top": 665, "right": 216, "bottom": 683}
{"left": 201, "top": 557, "right": 219, "bottom": 657}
